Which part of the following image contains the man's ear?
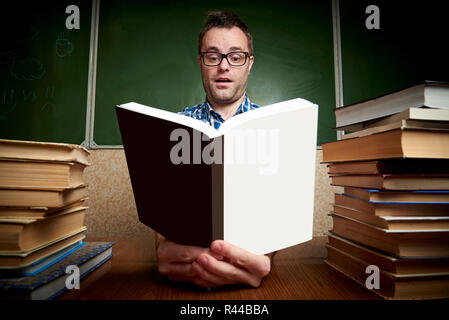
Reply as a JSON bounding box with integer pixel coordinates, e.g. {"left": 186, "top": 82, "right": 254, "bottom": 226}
{"left": 248, "top": 55, "right": 254, "bottom": 72}
{"left": 197, "top": 55, "right": 202, "bottom": 67}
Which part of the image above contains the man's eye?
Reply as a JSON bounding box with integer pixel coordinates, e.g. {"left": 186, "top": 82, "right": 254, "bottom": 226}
{"left": 207, "top": 54, "right": 219, "bottom": 61}
{"left": 229, "top": 54, "right": 243, "bottom": 62}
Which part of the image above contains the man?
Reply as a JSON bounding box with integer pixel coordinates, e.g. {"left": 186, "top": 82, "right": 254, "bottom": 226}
{"left": 155, "top": 11, "right": 274, "bottom": 288}
{"left": 178, "top": 11, "right": 260, "bottom": 128}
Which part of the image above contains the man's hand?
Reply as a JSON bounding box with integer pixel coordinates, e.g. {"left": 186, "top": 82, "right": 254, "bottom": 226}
{"left": 156, "top": 234, "right": 273, "bottom": 288}
{"left": 192, "top": 240, "right": 272, "bottom": 288}
{"left": 156, "top": 233, "right": 220, "bottom": 287}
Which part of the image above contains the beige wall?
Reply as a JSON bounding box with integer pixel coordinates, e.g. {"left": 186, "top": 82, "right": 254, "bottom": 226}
{"left": 83, "top": 149, "right": 341, "bottom": 251}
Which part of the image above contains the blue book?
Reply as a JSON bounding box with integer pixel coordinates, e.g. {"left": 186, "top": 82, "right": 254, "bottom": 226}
{"left": 0, "top": 240, "right": 85, "bottom": 277}
{"left": 0, "top": 241, "right": 114, "bottom": 300}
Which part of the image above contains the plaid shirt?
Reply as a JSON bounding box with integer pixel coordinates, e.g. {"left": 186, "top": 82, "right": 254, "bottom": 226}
{"left": 178, "top": 94, "right": 260, "bottom": 129}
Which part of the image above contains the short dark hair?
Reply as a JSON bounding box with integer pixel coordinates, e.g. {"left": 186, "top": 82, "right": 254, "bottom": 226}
{"left": 198, "top": 11, "right": 254, "bottom": 55}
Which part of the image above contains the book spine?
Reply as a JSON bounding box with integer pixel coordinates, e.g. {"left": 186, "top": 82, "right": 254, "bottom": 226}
{"left": 211, "top": 145, "right": 224, "bottom": 241}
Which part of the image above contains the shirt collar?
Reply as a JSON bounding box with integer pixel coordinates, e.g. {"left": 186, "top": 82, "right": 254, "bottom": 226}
{"left": 203, "top": 93, "right": 251, "bottom": 121}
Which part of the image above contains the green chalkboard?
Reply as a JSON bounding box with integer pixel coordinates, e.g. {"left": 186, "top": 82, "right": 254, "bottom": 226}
{"left": 340, "top": 0, "right": 449, "bottom": 106}
{"left": 0, "top": 1, "right": 91, "bottom": 144}
{"left": 94, "top": 0, "right": 336, "bottom": 146}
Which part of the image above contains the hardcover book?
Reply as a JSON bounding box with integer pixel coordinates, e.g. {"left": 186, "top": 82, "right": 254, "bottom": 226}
{"left": 330, "top": 213, "right": 449, "bottom": 258}
{"left": 343, "top": 187, "right": 449, "bottom": 203}
{"left": 327, "top": 232, "right": 449, "bottom": 275}
{"left": 0, "top": 206, "right": 87, "bottom": 252}
{"left": 334, "top": 81, "right": 449, "bottom": 129}
{"left": 0, "top": 199, "right": 88, "bottom": 219}
{"left": 338, "top": 105, "right": 449, "bottom": 132}
{"left": 341, "top": 119, "right": 449, "bottom": 140}
{"left": 0, "top": 160, "right": 86, "bottom": 189}
{"left": 0, "top": 139, "right": 90, "bottom": 166}
{"left": 334, "top": 193, "right": 449, "bottom": 216}
{"left": 330, "top": 174, "right": 449, "bottom": 190}
{"left": 116, "top": 98, "right": 318, "bottom": 254}
{"left": 322, "top": 128, "right": 449, "bottom": 163}
{"left": 325, "top": 242, "right": 449, "bottom": 299}
{"left": 0, "top": 185, "right": 87, "bottom": 207}
{"left": 0, "top": 241, "right": 114, "bottom": 300}
{"left": 332, "top": 205, "right": 449, "bottom": 231}
{"left": 0, "top": 240, "right": 85, "bottom": 277}
{"left": 327, "top": 159, "right": 449, "bottom": 175}
{"left": 0, "top": 231, "right": 85, "bottom": 269}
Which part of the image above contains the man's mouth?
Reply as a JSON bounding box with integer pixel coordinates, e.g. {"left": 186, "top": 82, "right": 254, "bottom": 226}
{"left": 215, "top": 78, "right": 232, "bottom": 83}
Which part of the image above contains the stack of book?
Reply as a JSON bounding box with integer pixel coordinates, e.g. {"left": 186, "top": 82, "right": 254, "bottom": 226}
{"left": 322, "top": 81, "right": 449, "bottom": 300}
{"left": 0, "top": 139, "right": 113, "bottom": 299}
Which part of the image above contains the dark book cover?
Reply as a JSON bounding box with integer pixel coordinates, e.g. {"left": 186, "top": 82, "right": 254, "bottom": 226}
{"left": 116, "top": 106, "right": 223, "bottom": 247}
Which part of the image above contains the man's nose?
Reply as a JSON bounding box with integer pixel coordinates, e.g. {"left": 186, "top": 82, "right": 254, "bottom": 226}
{"left": 217, "top": 56, "right": 231, "bottom": 70}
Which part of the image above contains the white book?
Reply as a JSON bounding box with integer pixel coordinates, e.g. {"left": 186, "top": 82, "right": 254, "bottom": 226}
{"left": 335, "top": 81, "right": 449, "bottom": 129}
{"left": 116, "top": 98, "right": 318, "bottom": 254}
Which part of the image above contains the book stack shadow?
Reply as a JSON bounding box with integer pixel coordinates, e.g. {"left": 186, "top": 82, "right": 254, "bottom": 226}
{"left": 0, "top": 139, "right": 113, "bottom": 300}
{"left": 322, "top": 82, "right": 449, "bottom": 300}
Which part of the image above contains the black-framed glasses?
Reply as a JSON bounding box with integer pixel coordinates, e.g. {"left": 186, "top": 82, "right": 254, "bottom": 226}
{"left": 200, "top": 51, "right": 250, "bottom": 66}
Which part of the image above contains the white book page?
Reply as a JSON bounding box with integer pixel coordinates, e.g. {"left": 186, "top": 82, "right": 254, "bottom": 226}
{"left": 117, "top": 102, "right": 218, "bottom": 138}
{"left": 118, "top": 97, "right": 317, "bottom": 138}
{"left": 222, "top": 102, "right": 318, "bottom": 254}
{"left": 218, "top": 97, "right": 317, "bottom": 134}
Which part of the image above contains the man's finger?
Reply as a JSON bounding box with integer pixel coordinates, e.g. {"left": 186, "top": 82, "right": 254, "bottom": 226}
{"left": 158, "top": 262, "right": 198, "bottom": 278}
{"left": 210, "top": 240, "right": 271, "bottom": 278}
{"left": 158, "top": 240, "right": 210, "bottom": 263}
{"left": 195, "top": 254, "right": 262, "bottom": 288}
{"left": 192, "top": 259, "right": 235, "bottom": 287}
{"left": 209, "top": 251, "right": 224, "bottom": 261}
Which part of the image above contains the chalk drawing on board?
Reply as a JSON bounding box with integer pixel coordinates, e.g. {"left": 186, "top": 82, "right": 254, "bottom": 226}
{"left": 10, "top": 57, "right": 46, "bottom": 80}
{"left": 56, "top": 32, "right": 74, "bottom": 57}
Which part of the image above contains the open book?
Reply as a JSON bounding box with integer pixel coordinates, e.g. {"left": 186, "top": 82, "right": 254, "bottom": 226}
{"left": 116, "top": 98, "right": 318, "bottom": 254}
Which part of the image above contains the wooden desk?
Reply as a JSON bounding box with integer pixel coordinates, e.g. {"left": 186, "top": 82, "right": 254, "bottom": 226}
{"left": 58, "top": 236, "right": 380, "bottom": 300}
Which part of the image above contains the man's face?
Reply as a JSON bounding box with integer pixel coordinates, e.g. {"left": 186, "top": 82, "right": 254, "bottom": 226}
{"left": 198, "top": 26, "right": 254, "bottom": 107}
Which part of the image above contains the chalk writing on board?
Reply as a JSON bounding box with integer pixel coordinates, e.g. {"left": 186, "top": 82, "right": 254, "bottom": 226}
{"left": 41, "top": 85, "right": 56, "bottom": 110}
{"left": 56, "top": 32, "right": 74, "bottom": 57}
{"left": 0, "top": 85, "right": 56, "bottom": 119}
{"left": 22, "top": 89, "right": 37, "bottom": 101}
{"left": 0, "top": 88, "right": 17, "bottom": 120}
